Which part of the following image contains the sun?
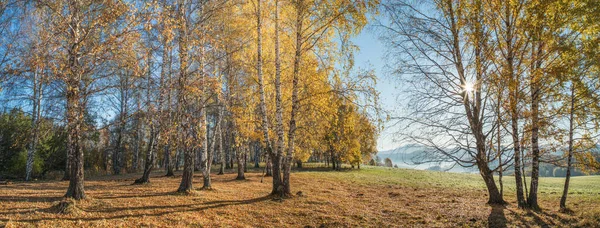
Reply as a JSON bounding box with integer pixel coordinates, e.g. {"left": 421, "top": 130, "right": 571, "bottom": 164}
{"left": 463, "top": 81, "right": 475, "bottom": 93}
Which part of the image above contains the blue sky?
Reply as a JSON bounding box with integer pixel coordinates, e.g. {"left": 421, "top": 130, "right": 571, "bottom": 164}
{"left": 351, "top": 23, "right": 400, "bottom": 152}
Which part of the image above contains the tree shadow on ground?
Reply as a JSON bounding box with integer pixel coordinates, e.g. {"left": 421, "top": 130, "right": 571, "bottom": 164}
{"left": 0, "top": 184, "right": 66, "bottom": 191}
{"left": 12, "top": 195, "right": 273, "bottom": 223}
{"left": 507, "top": 206, "right": 577, "bottom": 228}
{"left": 93, "top": 191, "right": 174, "bottom": 200}
{"left": 541, "top": 210, "right": 576, "bottom": 225}
{"left": 523, "top": 208, "right": 575, "bottom": 227}
{"left": 0, "top": 208, "right": 41, "bottom": 216}
{"left": 488, "top": 204, "right": 507, "bottom": 228}
{"left": 0, "top": 195, "right": 63, "bottom": 203}
{"left": 220, "top": 177, "right": 255, "bottom": 183}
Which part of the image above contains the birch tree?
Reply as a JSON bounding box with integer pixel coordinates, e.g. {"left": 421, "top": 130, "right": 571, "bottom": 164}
{"left": 487, "top": 0, "right": 529, "bottom": 207}
{"left": 34, "top": 0, "right": 140, "bottom": 200}
{"left": 380, "top": 0, "right": 507, "bottom": 204}
{"left": 281, "top": 0, "right": 376, "bottom": 197}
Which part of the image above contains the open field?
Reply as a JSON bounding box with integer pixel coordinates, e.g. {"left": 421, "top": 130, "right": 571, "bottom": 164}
{"left": 1, "top": 165, "right": 599, "bottom": 227}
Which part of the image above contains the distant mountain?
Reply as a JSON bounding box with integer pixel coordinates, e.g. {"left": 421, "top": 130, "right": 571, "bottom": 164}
{"left": 376, "top": 144, "right": 600, "bottom": 176}
{"left": 376, "top": 144, "right": 478, "bottom": 173}
{"left": 377, "top": 144, "right": 426, "bottom": 155}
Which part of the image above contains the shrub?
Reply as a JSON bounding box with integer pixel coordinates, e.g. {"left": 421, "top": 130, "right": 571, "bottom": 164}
{"left": 384, "top": 158, "right": 393, "bottom": 167}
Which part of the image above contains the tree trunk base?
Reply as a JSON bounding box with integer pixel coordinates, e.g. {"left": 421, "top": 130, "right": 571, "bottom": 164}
{"left": 559, "top": 207, "right": 574, "bottom": 214}
{"left": 269, "top": 190, "right": 293, "bottom": 200}
{"left": 283, "top": 193, "right": 293, "bottom": 199}
{"left": 165, "top": 166, "right": 174, "bottom": 177}
{"left": 132, "top": 178, "right": 150, "bottom": 185}
{"left": 527, "top": 202, "right": 540, "bottom": 211}
{"left": 65, "top": 184, "right": 85, "bottom": 200}
{"left": 235, "top": 176, "right": 246, "bottom": 180}
{"left": 175, "top": 189, "right": 197, "bottom": 195}
{"left": 51, "top": 199, "right": 82, "bottom": 215}
{"left": 487, "top": 199, "right": 507, "bottom": 205}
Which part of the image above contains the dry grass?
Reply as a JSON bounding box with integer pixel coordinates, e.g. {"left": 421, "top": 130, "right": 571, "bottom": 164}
{"left": 0, "top": 166, "right": 598, "bottom": 227}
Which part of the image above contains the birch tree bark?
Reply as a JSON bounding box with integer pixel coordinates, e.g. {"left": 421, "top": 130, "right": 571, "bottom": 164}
{"left": 64, "top": 0, "right": 86, "bottom": 200}
{"left": 176, "top": 0, "right": 194, "bottom": 193}
{"left": 26, "top": 68, "right": 43, "bottom": 181}
{"left": 283, "top": 0, "right": 304, "bottom": 196}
